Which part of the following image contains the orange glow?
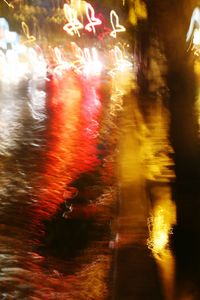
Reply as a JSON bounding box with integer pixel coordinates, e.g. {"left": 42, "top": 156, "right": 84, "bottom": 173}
{"left": 128, "top": 0, "right": 147, "bottom": 26}
{"left": 194, "top": 61, "right": 200, "bottom": 135}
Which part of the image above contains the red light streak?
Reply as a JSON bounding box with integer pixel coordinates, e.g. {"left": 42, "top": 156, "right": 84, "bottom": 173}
{"left": 32, "top": 71, "right": 101, "bottom": 223}
{"left": 62, "top": 3, "right": 126, "bottom": 39}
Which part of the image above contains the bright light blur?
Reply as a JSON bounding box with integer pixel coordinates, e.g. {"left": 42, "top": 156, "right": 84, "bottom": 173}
{"left": 193, "top": 61, "right": 200, "bottom": 135}
{"left": 63, "top": 3, "right": 84, "bottom": 37}
{"left": 147, "top": 186, "right": 176, "bottom": 254}
{"left": 62, "top": 3, "right": 126, "bottom": 38}
{"left": 0, "top": 19, "right": 47, "bottom": 84}
{"left": 48, "top": 42, "right": 134, "bottom": 81}
{"left": 69, "top": 0, "right": 87, "bottom": 16}
{"left": 109, "top": 46, "right": 133, "bottom": 77}
{"left": 85, "top": 3, "right": 102, "bottom": 34}
{"left": 80, "top": 47, "right": 103, "bottom": 76}
{"left": 128, "top": 0, "right": 147, "bottom": 25}
{"left": 193, "top": 28, "right": 200, "bottom": 46}
{"left": 0, "top": 88, "right": 23, "bottom": 156}
{"left": 147, "top": 186, "right": 176, "bottom": 300}
{"left": 186, "top": 7, "right": 200, "bottom": 42}
{"left": 2, "top": 0, "right": 14, "bottom": 9}
{"left": 110, "top": 10, "right": 126, "bottom": 38}
{"left": 187, "top": 7, "right": 200, "bottom": 55}
{"left": 32, "top": 69, "right": 102, "bottom": 218}
{"left": 28, "top": 79, "right": 46, "bottom": 121}
{"left": 0, "top": 47, "right": 47, "bottom": 84}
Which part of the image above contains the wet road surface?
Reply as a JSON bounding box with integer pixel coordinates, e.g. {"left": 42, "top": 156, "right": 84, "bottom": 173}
{"left": 0, "top": 74, "right": 115, "bottom": 299}
{"left": 1, "top": 2, "right": 200, "bottom": 298}
{"left": 0, "top": 58, "right": 200, "bottom": 299}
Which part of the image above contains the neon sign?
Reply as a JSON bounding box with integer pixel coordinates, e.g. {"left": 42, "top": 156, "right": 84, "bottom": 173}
{"left": 21, "top": 22, "right": 36, "bottom": 43}
{"left": 110, "top": 10, "right": 126, "bottom": 38}
{"left": 63, "top": 4, "right": 84, "bottom": 37}
{"left": 63, "top": 4, "right": 126, "bottom": 38}
{"left": 85, "top": 3, "right": 102, "bottom": 34}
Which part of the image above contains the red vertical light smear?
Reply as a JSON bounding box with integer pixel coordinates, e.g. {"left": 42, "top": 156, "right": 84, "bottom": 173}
{"left": 75, "top": 76, "right": 101, "bottom": 174}
{"left": 33, "top": 71, "right": 102, "bottom": 223}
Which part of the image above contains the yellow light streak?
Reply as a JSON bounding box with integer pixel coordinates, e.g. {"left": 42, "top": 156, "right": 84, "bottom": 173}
{"left": 128, "top": 0, "right": 147, "bottom": 26}
{"left": 21, "top": 22, "right": 36, "bottom": 43}
{"left": 1, "top": 0, "right": 14, "bottom": 9}
{"left": 109, "top": 46, "right": 132, "bottom": 76}
{"left": 52, "top": 47, "right": 71, "bottom": 76}
{"left": 69, "top": 0, "right": 81, "bottom": 11}
{"left": 110, "top": 10, "right": 126, "bottom": 38}
{"left": 73, "top": 46, "right": 102, "bottom": 76}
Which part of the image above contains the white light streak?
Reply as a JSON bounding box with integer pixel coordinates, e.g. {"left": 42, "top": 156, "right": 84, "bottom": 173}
{"left": 85, "top": 3, "right": 102, "bottom": 34}
{"left": 186, "top": 7, "right": 200, "bottom": 42}
{"left": 110, "top": 10, "right": 126, "bottom": 38}
{"left": 63, "top": 4, "right": 83, "bottom": 37}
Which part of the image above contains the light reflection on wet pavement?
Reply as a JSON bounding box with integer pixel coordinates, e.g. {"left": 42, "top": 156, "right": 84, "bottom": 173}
{"left": 0, "top": 73, "right": 116, "bottom": 299}
{"left": 0, "top": 48, "right": 199, "bottom": 299}
{"left": 1, "top": 3, "right": 200, "bottom": 300}
{"left": 112, "top": 88, "right": 176, "bottom": 299}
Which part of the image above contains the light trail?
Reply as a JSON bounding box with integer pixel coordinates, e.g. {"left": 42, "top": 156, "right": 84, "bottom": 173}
{"left": 21, "top": 22, "right": 36, "bottom": 43}
{"left": 186, "top": 7, "right": 200, "bottom": 56}
{"left": 63, "top": 3, "right": 83, "bottom": 37}
{"left": 85, "top": 3, "right": 102, "bottom": 34}
{"left": 186, "top": 7, "right": 200, "bottom": 42}
{"left": 78, "top": 47, "right": 103, "bottom": 76}
{"left": 187, "top": 8, "right": 200, "bottom": 136}
{"left": 1, "top": 0, "right": 14, "bottom": 9}
{"left": 109, "top": 46, "right": 133, "bottom": 76}
{"left": 62, "top": 3, "right": 126, "bottom": 38}
{"left": 110, "top": 10, "right": 126, "bottom": 38}
{"left": 147, "top": 185, "right": 176, "bottom": 300}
